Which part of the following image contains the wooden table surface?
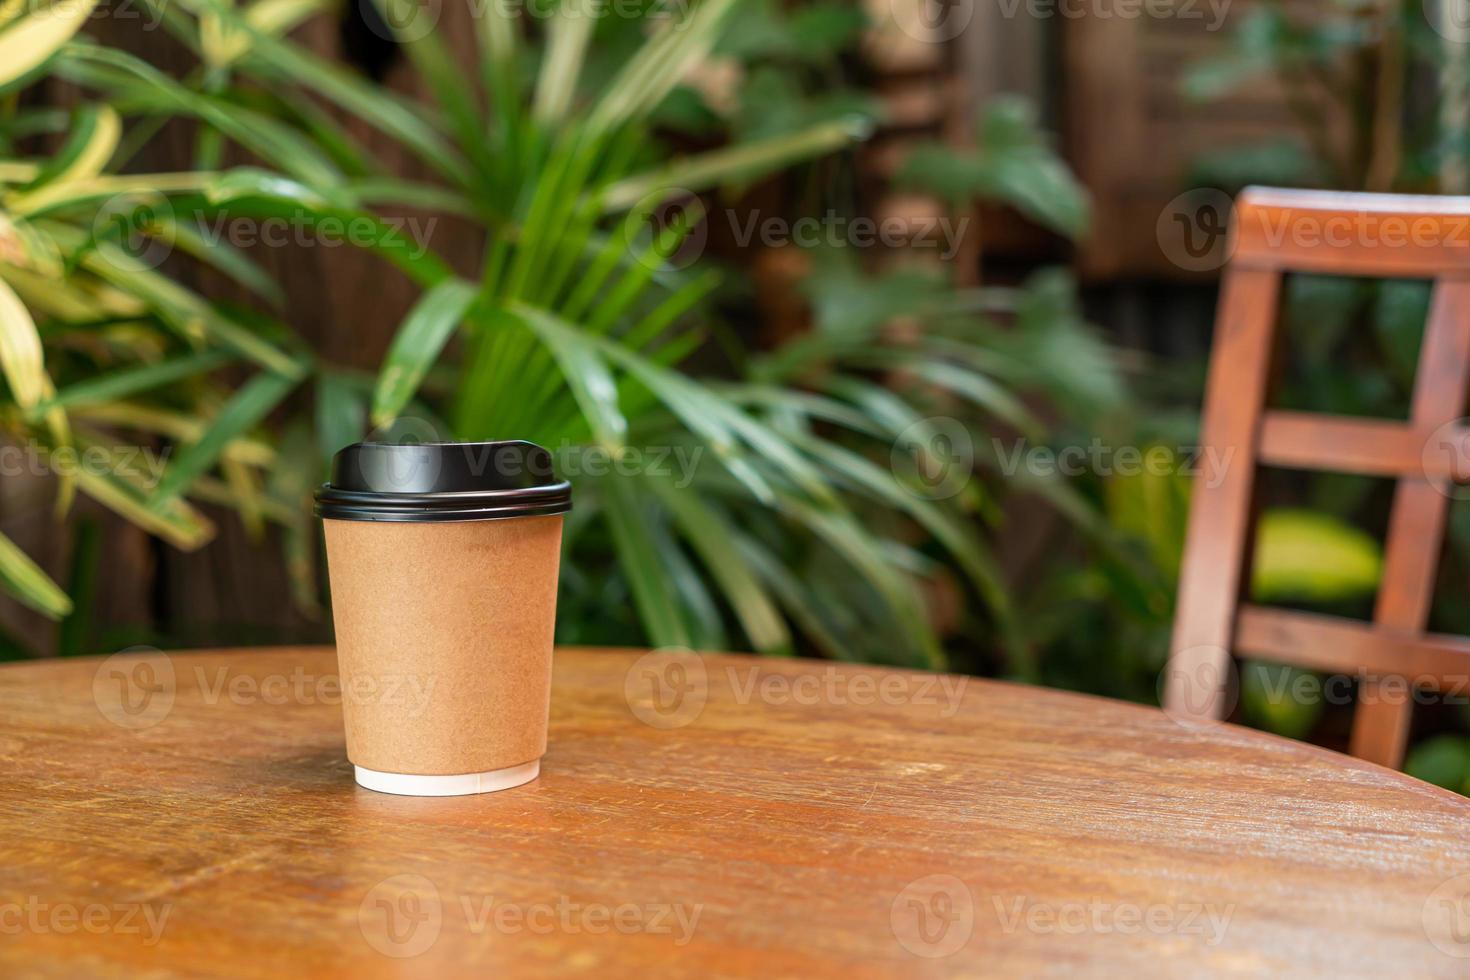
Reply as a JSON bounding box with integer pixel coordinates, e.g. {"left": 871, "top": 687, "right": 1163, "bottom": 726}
{"left": 2, "top": 646, "right": 1469, "bottom": 978}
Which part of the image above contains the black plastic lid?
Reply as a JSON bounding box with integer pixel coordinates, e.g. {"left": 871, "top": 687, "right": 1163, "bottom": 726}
{"left": 314, "top": 440, "right": 572, "bottom": 522}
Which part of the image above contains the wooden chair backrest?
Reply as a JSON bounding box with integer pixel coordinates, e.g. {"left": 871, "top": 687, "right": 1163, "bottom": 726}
{"left": 1163, "top": 187, "right": 1470, "bottom": 768}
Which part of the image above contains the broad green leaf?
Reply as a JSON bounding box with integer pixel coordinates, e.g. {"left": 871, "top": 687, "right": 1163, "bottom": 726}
{"left": 372, "top": 278, "right": 478, "bottom": 427}
{"left": 601, "top": 475, "right": 692, "bottom": 648}
{"left": 345, "top": 178, "right": 474, "bottom": 214}
{"left": 502, "top": 305, "right": 628, "bottom": 446}
{"left": 793, "top": 430, "right": 1027, "bottom": 674}
{"left": 44, "top": 350, "right": 235, "bottom": 412}
{"left": 732, "top": 531, "right": 845, "bottom": 659}
{"left": 505, "top": 302, "right": 834, "bottom": 505}
{"left": 646, "top": 479, "right": 792, "bottom": 655}
{"left": 779, "top": 495, "right": 942, "bottom": 670}
{"left": 1250, "top": 508, "right": 1382, "bottom": 603}
{"left": 0, "top": 529, "right": 71, "bottom": 618}
{"left": 150, "top": 367, "right": 304, "bottom": 504}
{"left": 204, "top": 167, "right": 333, "bottom": 208}
{"left": 898, "top": 96, "right": 1089, "bottom": 239}
{"left": 603, "top": 118, "right": 867, "bottom": 212}
{"left": 316, "top": 370, "right": 367, "bottom": 466}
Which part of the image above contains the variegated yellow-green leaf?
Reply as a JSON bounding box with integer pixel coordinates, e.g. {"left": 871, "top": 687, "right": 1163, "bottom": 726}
{"left": 0, "top": 266, "right": 110, "bottom": 320}
{"left": 202, "top": 0, "right": 322, "bottom": 64}
{"left": 0, "top": 277, "right": 74, "bottom": 510}
{"left": 0, "top": 0, "right": 27, "bottom": 28}
{"left": 0, "top": 275, "right": 50, "bottom": 410}
{"left": 0, "top": 0, "right": 102, "bottom": 88}
{"left": 0, "top": 529, "right": 71, "bottom": 618}
{"left": 75, "top": 464, "right": 216, "bottom": 551}
{"left": 9, "top": 171, "right": 210, "bottom": 219}
{"left": 246, "top": 0, "right": 324, "bottom": 36}
{"left": 14, "top": 104, "right": 120, "bottom": 196}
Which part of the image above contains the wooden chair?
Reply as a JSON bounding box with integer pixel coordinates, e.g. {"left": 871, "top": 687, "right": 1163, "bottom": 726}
{"left": 1163, "top": 187, "right": 1470, "bottom": 769}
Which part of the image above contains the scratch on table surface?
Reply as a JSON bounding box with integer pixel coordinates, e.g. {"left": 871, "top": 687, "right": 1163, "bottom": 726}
{"left": 860, "top": 783, "right": 877, "bottom": 808}
{"left": 127, "top": 849, "right": 273, "bottom": 903}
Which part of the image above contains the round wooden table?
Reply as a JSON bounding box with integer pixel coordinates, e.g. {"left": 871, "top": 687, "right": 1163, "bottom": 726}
{"left": 2, "top": 647, "right": 1468, "bottom": 977}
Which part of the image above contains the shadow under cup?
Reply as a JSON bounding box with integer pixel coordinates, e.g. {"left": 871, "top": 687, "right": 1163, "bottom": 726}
{"left": 315, "top": 440, "right": 571, "bottom": 797}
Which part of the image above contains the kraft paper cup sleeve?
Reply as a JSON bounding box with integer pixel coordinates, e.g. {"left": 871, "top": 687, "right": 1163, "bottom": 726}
{"left": 316, "top": 440, "right": 569, "bottom": 797}
{"left": 323, "top": 515, "right": 563, "bottom": 779}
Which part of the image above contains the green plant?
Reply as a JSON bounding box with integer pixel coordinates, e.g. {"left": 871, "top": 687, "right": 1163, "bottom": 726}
{"left": 29, "top": 0, "right": 1127, "bottom": 671}
{"left": 0, "top": 0, "right": 318, "bottom": 640}
{"left": 1185, "top": 0, "right": 1464, "bottom": 192}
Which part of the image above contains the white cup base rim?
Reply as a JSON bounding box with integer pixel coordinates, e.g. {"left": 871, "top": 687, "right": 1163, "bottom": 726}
{"left": 353, "top": 759, "right": 541, "bottom": 796}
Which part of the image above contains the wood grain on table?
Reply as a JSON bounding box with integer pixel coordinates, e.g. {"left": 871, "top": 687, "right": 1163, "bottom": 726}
{"left": 1, "top": 646, "right": 1467, "bottom": 978}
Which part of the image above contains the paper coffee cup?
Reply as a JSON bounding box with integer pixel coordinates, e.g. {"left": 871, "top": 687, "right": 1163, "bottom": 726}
{"left": 315, "top": 440, "right": 571, "bottom": 796}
